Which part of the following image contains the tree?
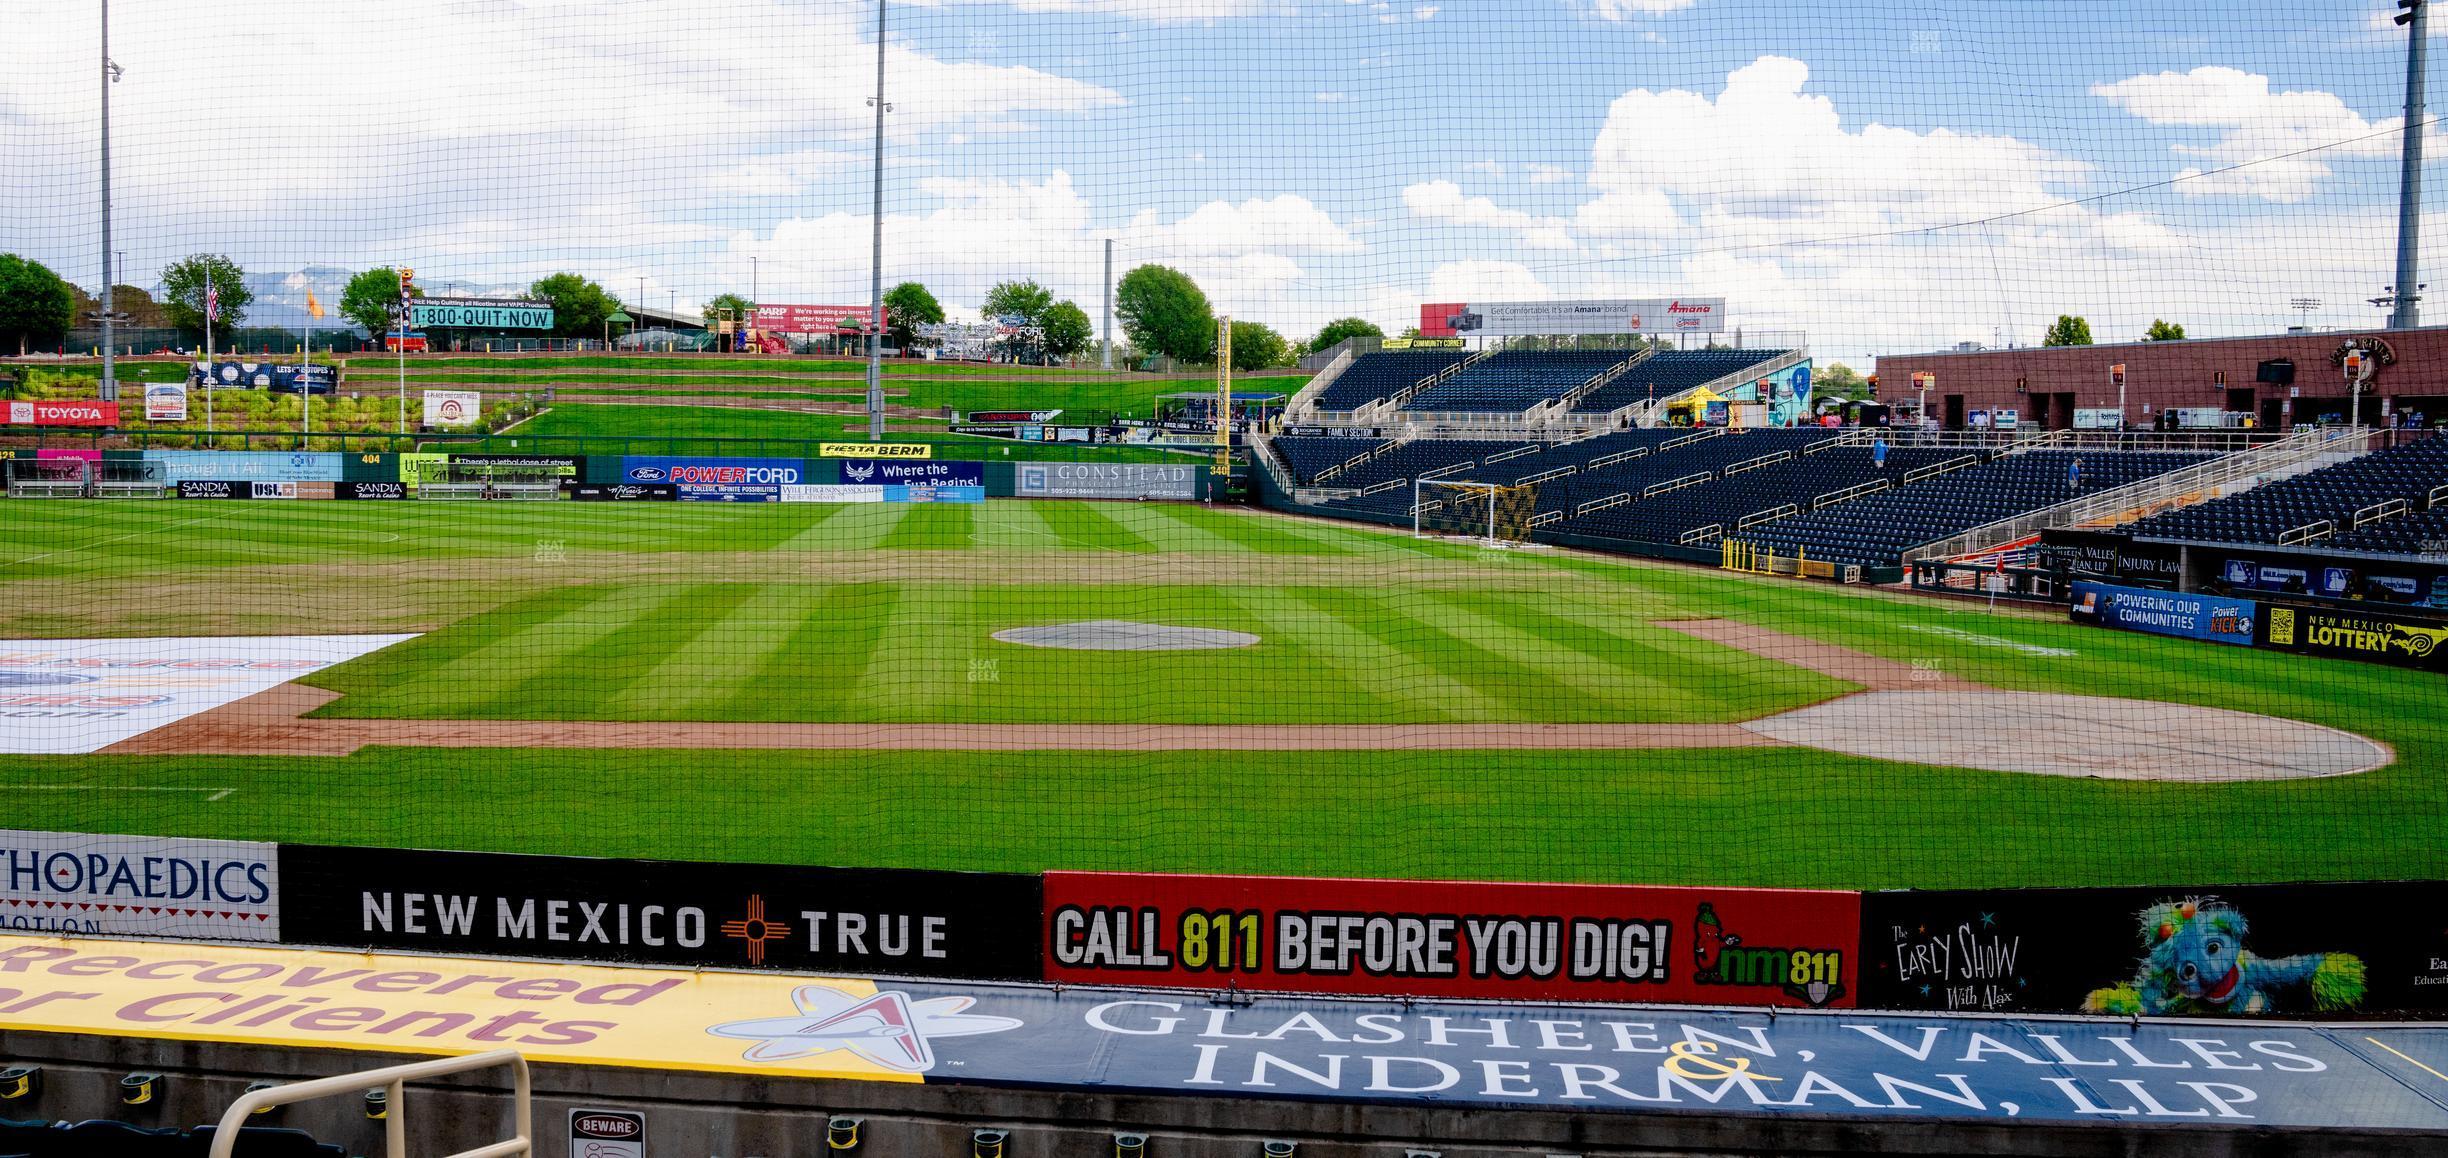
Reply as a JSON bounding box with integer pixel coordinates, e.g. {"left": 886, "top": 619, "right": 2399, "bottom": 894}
{"left": 882, "top": 281, "right": 943, "bottom": 349}
{"left": 1306, "top": 316, "right": 1383, "bottom": 355}
{"left": 1115, "top": 264, "right": 1214, "bottom": 363}
{"left": 529, "top": 273, "right": 621, "bottom": 339}
{"left": 1396, "top": 325, "right": 1422, "bottom": 340}
{"left": 0, "top": 254, "right": 75, "bottom": 355}
{"left": 1040, "top": 300, "right": 1094, "bottom": 363}
{"left": 1815, "top": 362, "right": 1865, "bottom": 396}
{"left": 2145, "top": 319, "right": 2186, "bottom": 342}
{"left": 2041, "top": 315, "right": 2094, "bottom": 347}
{"left": 340, "top": 268, "right": 422, "bottom": 341}
{"left": 1227, "top": 320, "right": 1288, "bottom": 373}
{"left": 703, "top": 292, "right": 754, "bottom": 327}
{"left": 981, "top": 279, "right": 1054, "bottom": 326}
{"left": 160, "top": 254, "right": 251, "bottom": 343}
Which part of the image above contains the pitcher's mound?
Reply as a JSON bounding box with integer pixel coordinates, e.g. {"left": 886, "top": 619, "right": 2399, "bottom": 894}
{"left": 1741, "top": 690, "right": 2389, "bottom": 781}
{"left": 993, "top": 621, "right": 1261, "bottom": 651}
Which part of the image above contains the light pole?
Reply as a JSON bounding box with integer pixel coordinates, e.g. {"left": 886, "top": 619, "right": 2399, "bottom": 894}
{"left": 2290, "top": 297, "right": 2321, "bottom": 331}
{"left": 2391, "top": 0, "right": 2430, "bottom": 330}
{"left": 866, "top": 0, "right": 890, "bottom": 440}
{"left": 750, "top": 256, "right": 759, "bottom": 305}
{"left": 99, "top": 0, "right": 123, "bottom": 401}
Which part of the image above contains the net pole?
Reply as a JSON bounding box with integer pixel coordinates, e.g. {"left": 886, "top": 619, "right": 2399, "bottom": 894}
{"left": 1487, "top": 485, "right": 1496, "bottom": 545}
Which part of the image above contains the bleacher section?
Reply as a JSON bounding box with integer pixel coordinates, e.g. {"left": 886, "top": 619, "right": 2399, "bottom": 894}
{"left": 2327, "top": 502, "right": 2448, "bottom": 555}
{"left": 2123, "top": 435, "right": 2448, "bottom": 549}
{"left": 1742, "top": 450, "right": 2221, "bottom": 566}
{"left": 1328, "top": 438, "right": 1541, "bottom": 492}
{"left": 1573, "top": 349, "right": 1792, "bottom": 414}
{"left": 1402, "top": 350, "right": 1627, "bottom": 413}
{"left": 1270, "top": 435, "right": 1388, "bottom": 485}
{"left": 1309, "top": 350, "right": 1466, "bottom": 412}
{"left": 1560, "top": 442, "right": 1962, "bottom": 546}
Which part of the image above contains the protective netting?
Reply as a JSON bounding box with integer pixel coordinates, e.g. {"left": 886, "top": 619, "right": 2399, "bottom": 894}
{"left": 0, "top": 2, "right": 2443, "bottom": 932}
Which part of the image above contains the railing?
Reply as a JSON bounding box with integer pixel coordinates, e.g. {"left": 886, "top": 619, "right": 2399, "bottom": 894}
{"left": 1576, "top": 492, "right": 1633, "bottom": 516}
{"left": 1800, "top": 429, "right": 1876, "bottom": 454}
{"left": 1416, "top": 459, "right": 1480, "bottom": 482}
{"left": 1680, "top": 524, "right": 1724, "bottom": 545}
{"left": 1812, "top": 478, "right": 1891, "bottom": 509}
{"left": 1900, "top": 425, "right": 2368, "bottom": 564}
{"left": 1644, "top": 471, "right": 1713, "bottom": 498}
{"left": 209, "top": 1050, "right": 531, "bottom": 1158}
{"left": 1387, "top": 346, "right": 1495, "bottom": 410}
{"left": 1355, "top": 477, "right": 1407, "bottom": 496}
{"left": 1739, "top": 503, "right": 1799, "bottom": 529}
{"left": 2432, "top": 483, "right": 2448, "bottom": 509}
{"left": 1529, "top": 510, "right": 1564, "bottom": 528}
{"left": 1587, "top": 445, "right": 1650, "bottom": 469}
{"left": 1902, "top": 454, "right": 1982, "bottom": 484}
{"left": 1722, "top": 450, "right": 1793, "bottom": 476}
{"left": 1660, "top": 428, "right": 1725, "bottom": 452}
{"left": 1311, "top": 435, "right": 1406, "bottom": 484}
{"left": 1484, "top": 443, "right": 1541, "bottom": 464}
{"left": 1553, "top": 348, "right": 1654, "bottom": 413}
{"left": 1518, "top": 464, "right": 1581, "bottom": 486}
{"left": 2279, "top": 520, "right": 2335, "bottom": 545}
{"left": 1284, "top": 345, "right": 1355, "bottom": 420}
{"left": 1997, "top": 429, "right": 2073, "bottom": 456}
{"left": 2353, "top": 499, "right": 2408, "bottom": 528}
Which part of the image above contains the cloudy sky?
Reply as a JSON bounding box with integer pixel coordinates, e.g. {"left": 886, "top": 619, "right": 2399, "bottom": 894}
{"left": 0, "top": 0, "right": 2438, "bottom": 361}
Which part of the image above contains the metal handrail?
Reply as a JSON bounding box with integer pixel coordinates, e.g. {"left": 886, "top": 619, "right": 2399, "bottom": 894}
{"left": 1812, "top": 478, "right": 1891, "bottom": 509}
{"left": 1643, "top": 471, "right": 1713, "bottom": 498}
{"left": 1660, "top": 428, "right": 1725, "bottom": 452}
{"left": 209, "top": 1050, "right": 531, "bottom": 1158}
{"left": 1529, "top": 510, "right": 1564, "bottom": 528}
{"left": 1518, "top": 464, "right": 1580, "bottom": 486}
{"left": 1587, "top": 445, "right": 1650, "bottom": 469}
{"left": 1722, "top": 450, "right": 1792, "bottom": 476}
{"left": 2279, "top": 520, "right": 2335, "bottom": 545}
{"left": 1902, "top": 454, "right": 1981, "bottom": 484}
{"left": 1576, "top": 492, "right": 1632, "bottom": 516}
{"left": 1739, "top": 503, "right": 1799, "bottom": 529}
{"left": 2354, "top": 499, "right": 2409, "bottom": 528}
{"left": 2432, "top": 483, "right": 2448, "bottom": 509}
{"left": 1484, "top": 443, "right": 1541, "bottom": 464}
{"left": 1680, "top": 523, "right": 1724, "bottom": 545}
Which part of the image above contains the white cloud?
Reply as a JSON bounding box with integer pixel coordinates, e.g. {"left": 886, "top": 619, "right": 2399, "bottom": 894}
{"left": 1315, "top": 91, "right": 1348, "bottom": 102}
{"left": 1524, "top": 163, "right": 1573, "bottom": 184}
{"left": 1402, "top": 181, "right": 1578, "bottom": 250}
{"left": 1585, "top": 0, "right": 1700, "bottom": 17}
{"left": 1414, "top": 5, "right": 1441, "bottom": 19}
{"left": 2093, "top": 66, "right": 2402, "bottom": 202}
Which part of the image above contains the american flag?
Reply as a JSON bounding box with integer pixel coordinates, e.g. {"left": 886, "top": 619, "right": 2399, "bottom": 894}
{"left": 204, "top": 284, "right": 220, "bottom": 324}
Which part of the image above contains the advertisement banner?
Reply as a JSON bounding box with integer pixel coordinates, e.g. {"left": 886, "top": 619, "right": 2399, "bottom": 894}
{"left": 147, "top": 451, "right": 345, "bottom": 484}
{"left": 422, "top": 390, "right": 483, "bottom": 428}
{"left": 2, "top": 935, "right": 2445, "bottom": 1128}
{"left": 1014, "top": 462, "right": 1199, "bottom": 500}
{"left": 277, "top": 845, "right": 1043, "bottom": 981}
{"left": 966, "top": 410, "right": 1062, "bottom": 423}
{"left": 2040, "top": 530, "right": 2182, "bottom": 584}
{"left": 1418, "top": 298, "right": 1725, "bottom": 338}
{"left": 191, "top": 361, "right": 337, "bottom": 394}
{"left": 753, "top": 304, "right": 883, "bottom": 334}
{"left": 1860, "top": 882, "right": 2448, "bottom": 1018}
{"left": 780, "top": 484, "right": 885, "bottom": 503}
{"left": 1042, "top": 873, "right": 1859, "bottom": 1007}
{"left": 0, "top": 830, "right": 278, "bottom": 941}
{"left": 2069, "top": 581, "right": 2257, "bottom": 647}
{"left": 622, "top": 457, "right": 805, "bottom": 487}
{"left": 144, "top": 382, "right": 189, "bottom": 422}
{"left": 452, "top": 455, "right": 581, "bottom": 475}
{"left": 832, "top": 459, "right": 983, "bottom": 487}
{"left": 2258, "top": 603, "right": 2448, "bottom": 672}
{"left": 176, "top": 480, "right": 245, "bottom": 499}
{"left": 4, "top": 400, "right": 116, "bottom": 427}
{"left": 408, "top": 298, "right": 555, "bottom": 330}
{"left": 250, "top": 481, "right": 298, "bottom": 499}
{"left": 1379, "top": 337, "right": 1467, "bottom": 350}
{"left": 821, "top": 442, "right": 930, "bottom": 459}
{"left": 335, "top": 481, "right": 409, "bottom": 500}
{"left": 677, "top": 488, "right": 779, "bottom": 502}
{"left": 891, "top": 485, "right": 985, "bottom": 504}
{"left": 572, "top": 483, "right": 678, "bottom": 501}
{"left": 0, "top": 634, "right": 415, "bottom": 755}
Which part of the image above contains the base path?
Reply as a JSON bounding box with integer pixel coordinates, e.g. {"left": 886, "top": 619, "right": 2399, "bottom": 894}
{"left": 96, "top": 621, "right": 2392, "bottom": 781}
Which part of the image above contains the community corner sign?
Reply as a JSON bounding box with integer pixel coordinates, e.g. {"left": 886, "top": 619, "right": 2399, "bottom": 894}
{"left": 408, "top": 298, "right": 555, "bottom": 330}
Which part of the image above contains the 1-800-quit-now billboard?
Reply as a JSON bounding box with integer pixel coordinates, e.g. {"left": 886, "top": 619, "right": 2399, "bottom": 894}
{"left": 1043, "top": 872, "right": 1861, "bottom": 1007}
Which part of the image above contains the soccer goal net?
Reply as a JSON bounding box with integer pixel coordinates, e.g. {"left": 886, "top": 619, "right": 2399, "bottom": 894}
{"left": 3, "top": 457, "right": 92, "bottom": 498}
{"left": 1412, "top": 479, "right": 1539, "bottom": 545}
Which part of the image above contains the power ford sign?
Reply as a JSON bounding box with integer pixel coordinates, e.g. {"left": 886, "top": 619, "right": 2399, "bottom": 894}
{"left": 623, "top": 457, "right": 804, "bottom": 500}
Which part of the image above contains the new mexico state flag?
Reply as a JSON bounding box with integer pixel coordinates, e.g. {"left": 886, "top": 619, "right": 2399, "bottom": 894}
{"left": 0, "top": 935, "right": 942, "bottom": 1083}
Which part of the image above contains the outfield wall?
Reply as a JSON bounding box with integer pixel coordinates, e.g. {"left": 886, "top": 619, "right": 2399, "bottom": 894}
{"left": 10, "top": 829, "right": 2446, "bottom": 1021}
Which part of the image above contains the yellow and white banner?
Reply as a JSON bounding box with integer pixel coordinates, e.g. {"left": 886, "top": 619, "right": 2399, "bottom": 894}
{"left": 819, "top": 442, "right": 930, "bottom": 459}
{"left": 0, "top": 936, "right": 944, "bottom": 1083}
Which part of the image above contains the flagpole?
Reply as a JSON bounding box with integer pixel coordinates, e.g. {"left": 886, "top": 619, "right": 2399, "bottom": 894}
{"left": 203, "top": 263, "right": 215, "bottom": 438}
{"left": 301, "top": 291, "right": 313, "bottom": 448}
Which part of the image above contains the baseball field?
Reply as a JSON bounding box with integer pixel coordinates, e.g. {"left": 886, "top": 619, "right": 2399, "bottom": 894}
{"left": 1, "top": 495, "right": 2441, "bottom": 890}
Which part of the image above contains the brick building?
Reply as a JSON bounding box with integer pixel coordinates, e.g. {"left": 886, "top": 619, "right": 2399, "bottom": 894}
{"left": 1873, "top": 327, "right": 2448, "bottom": 431}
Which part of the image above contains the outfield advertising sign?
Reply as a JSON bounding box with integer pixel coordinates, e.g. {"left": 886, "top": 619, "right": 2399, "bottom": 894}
{"left": 821, "top": 442, "right": 930, "bottom": 459}
{"left": 277, "top": 845, "right": 1043, "bottom": 981}
{"left": 144, "top": 382, "right": 188, "bottom": 422}
{"left": 0, "top": 830, "right": 278, "bottom": 942}
{"left": 407, "top": 298, "right": 555, "bottom": 330}
{"left": 1418, "top": 297, "right": 1725, "bottom": 338}
{"left": 4, "top": 400, "right": 116, "bottom": 427}
{"left": 1016, "top": 462, "right": 1198, "bottom": 500}
{"left": 1043, "top": 873, "right": 1859, "bottom": 1007}
{"left": 422, "top": 390, "right": 482, "bottom": 428}
{"left": 1860, "top": 882, "right": 2448, "bottom": 1018}
{"left": 2068, "top": 581, "right": 2257, "bottom": 647}
{"left": 623, "top": 456, "right": 803, "bottom": 501}
{"left": 147, "top": 451, "right": 344, "bottom": 483}
{"left": 2258, "top": 603, "right": 2448, "bottom": 672}
{"left": 832, "top": 459, "right": 982, "bottom": 487}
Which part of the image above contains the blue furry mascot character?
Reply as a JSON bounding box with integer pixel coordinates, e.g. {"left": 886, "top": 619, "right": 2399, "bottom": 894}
{"left": 2084, "top": 899, "right": 2366, "bottom": 1016}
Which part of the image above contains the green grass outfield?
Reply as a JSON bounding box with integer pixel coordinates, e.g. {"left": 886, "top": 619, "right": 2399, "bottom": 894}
{"left": 509, "top": 404, "right": 1206, "bottom": 462}
{"left": 1, "top": 499, "right": 2442, "bottom": 890}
